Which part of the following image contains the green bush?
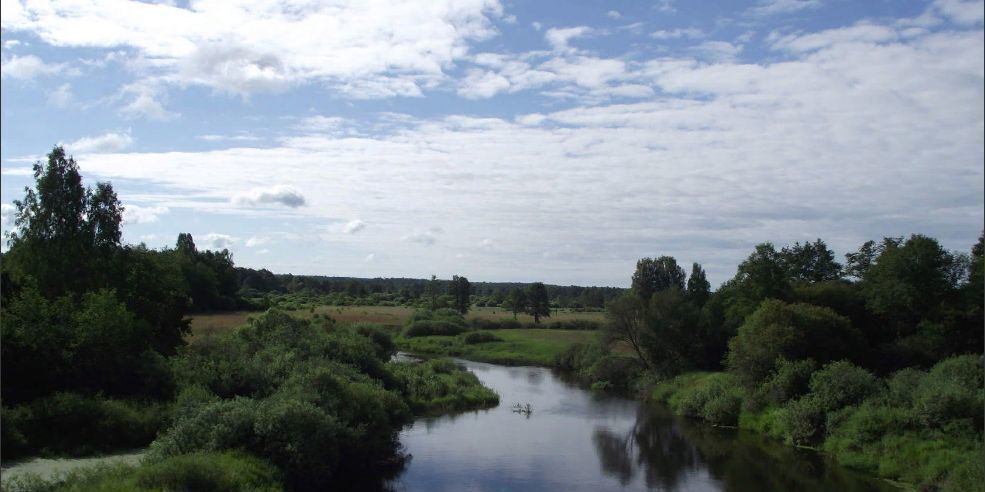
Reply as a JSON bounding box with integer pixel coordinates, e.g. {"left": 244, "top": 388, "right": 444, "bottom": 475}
{"left": 760, "top": 358, "right": 816, "bottom": 405}
{"left": 808, "top": 361, "right": 880, "bottom": 412}
{"left": 883, "top": 367, "right": 926, "bottom": 407}
{"left": 587, "top": 355, "right": 641, "bottom": 393}
{"left": 546, "top": 320, "right": 601, "bottom": 330}
{"left": 783, "top": 395, "right": 826, "bottom": 445}
{"left": 351, "top": 322, "right": 398, "bottom": 360}
{"left": 666, "top": 373, "right": 743, "bottom": 426}
{"left": 1, "top": 393, "right": 172, "bottom": 460}
{"left": 726, "top": 300, "right": 864, "bottom": 388}
{"left": 461, "top": 331, "right": 502, "bottom": 344}
{"left": 136, "top": 452, "right": 282, "bottom": 491}
{"left": 404, "top": 319, "right": 468, "bottom": 337}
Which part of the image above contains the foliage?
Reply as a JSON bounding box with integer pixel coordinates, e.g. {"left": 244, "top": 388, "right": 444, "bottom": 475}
{"left": 462, "top": 331, "right": 502, "bottom": 344}
{"left": 526, "top": 282, "right": 551, "bottom": 323}
{"left": 808, "top": 361, "right": 881, "bottom": 412}
{"left": 403, "top": 309, "right": 468, "bottom": 337}
{"left": 1, "top": 394, "right": 172, "bottom": 460}
{"left": 389, "top": 359, "right": 499, "bottom": 415}
{"left": 726, "top": 300, "right": 863, "bottom": 388}
{"left": 506, "top": 288, "right": 527, "bottom": 319}
{"left": 759, "top": 358, "right": 816, "bottom": 406}
{"left": 447, "top": 275, "right": 471, "bottom": 314}
{"left": 631, "top": 256, "right": 685, "bottom": 302}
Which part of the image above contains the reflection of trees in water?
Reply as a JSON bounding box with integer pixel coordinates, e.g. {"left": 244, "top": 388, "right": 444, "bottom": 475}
{"left": 592, "top": 406, "right": 897, "bottom": 492}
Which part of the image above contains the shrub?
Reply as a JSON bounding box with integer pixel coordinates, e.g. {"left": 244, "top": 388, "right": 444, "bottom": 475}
{"left": 546, "top": 320, "right": 601, "bottom": 330}
{"left": 912, "top": 357, "right": 984, "bottom": 429}
{"left": 404, "top": 320, "right": 467, "bottom": 337}
{"left": 587, "top": 355, "right": 642, "bottom": 393}
{"left": 726, "top": 300, "right": 864, "bottom": 388}
{"left": 136, "top": 452, "right": 282, "bottom": 492}
{"left": 808, "top": 361, "right": 880, "bottom": 412}
{"left": 783, "top": 395, "right": 826, "bottom": 445}
{"left": 351, "top": 322, "right": 397, "bottom": 360}
{"left": 760, "top": 358, "right": 816, "bottom": 405}
{"left": 461, "top": 331, "right": 501, "bottom": 344}
{"left": 883, "top": 368, "right": 926, "bottom": 407}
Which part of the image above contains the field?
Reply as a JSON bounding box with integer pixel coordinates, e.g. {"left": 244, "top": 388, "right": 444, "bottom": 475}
{"left": 187, "top": 305, "right": 606, "bottom": 343}
{"left": 396, "top": 329, "right": 600, "bottom": 366}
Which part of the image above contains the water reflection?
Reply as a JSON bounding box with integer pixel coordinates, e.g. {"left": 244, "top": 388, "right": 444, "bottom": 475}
{"left": 593, "top": 406, "right": 898, "bottom": 492}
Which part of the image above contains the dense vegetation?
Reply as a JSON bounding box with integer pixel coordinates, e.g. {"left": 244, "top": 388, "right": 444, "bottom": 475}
{"left": 0, "top": 148, "right": 498, "bottom": 491}
{"left": 555, "top": 236, "right": 984, "bottom": 491}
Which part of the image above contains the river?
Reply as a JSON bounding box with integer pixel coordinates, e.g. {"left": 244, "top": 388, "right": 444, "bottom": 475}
{"left": 390, "top": 358, "right": 898, "bottom": 492}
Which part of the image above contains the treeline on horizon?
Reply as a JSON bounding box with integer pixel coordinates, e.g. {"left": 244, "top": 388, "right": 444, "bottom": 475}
{"left": 236, "top": 269, "right": 623, "bottom": 310}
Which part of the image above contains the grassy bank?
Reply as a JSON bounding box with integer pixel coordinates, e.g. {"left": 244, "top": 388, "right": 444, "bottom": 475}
{"left": 396, "top": 329, "right": 599, "bottom": 366}
{"left": 648, "top": 358, "right": 985, "bottom": 492}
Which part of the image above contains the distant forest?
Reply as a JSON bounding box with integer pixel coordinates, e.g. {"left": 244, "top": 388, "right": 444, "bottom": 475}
{"left": 236, "top": 268, "right": 625, "bottom": 310}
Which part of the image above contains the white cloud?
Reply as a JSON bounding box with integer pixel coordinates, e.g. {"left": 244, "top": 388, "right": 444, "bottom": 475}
{"left": 232, "top": 185, "right": 307, "bottom": 208}
{"left": 47, "top": 83, "right": 74, "bottom": 108}
{"left": 402, "top": 229, "right": 439, "bottom": 246}
{"left": 691, "top": 41, "right": 743, "bottom": 62}
{"left": 197, "top": 133, "right": 261, "bottom": 142}
{"left": 651, "top": 28, "right": 704, "bottom": 39}
{"left": 245, "top": 236, "right": 270, "bottom": 247}
{"left": 342, "top": 219, "right": 366, "bottom": 234}
{"left": 203, "top": 233, "right": 236, "bottom": 250}
{"left": 123, "top": 204, "right": 169, "bottom": 224}
{"left": 932, "top": 0, "right": 984, "bottom": 25}
{"left": 0, "top": 54, "right": 67, "bottom": 79}
{"left": 61, "top": 132, "right": 133, "bottom": 154}
{"left": 49, "top": 20, "right": 985, "bottom": 286}
{"left": 532, "top": 21, "right": 542, "bottom": 31}
{"left": 545, "top": 26, "right": 593, "bottom": 52}
{"left": 1, "top": 203, "right": 15, "bottom": 229}
{"left": 606, "top": 10, "right": 622, "bottom": 20}
{"left": 1, "top": 0, "right": 505, "bottom": 98}
{"left": 748, "top": 0, "right": 822, "bottom": 17}
{"left": 297, "top": 115, "right": 345, "bottom": 132}
{"left": 119, "top": 82, "right": 178, "bottom": 121}
{"left": 2, "top": 40, "right": 22, "bottom": 50}
{"left": 364, "top": 253, "right": 376, "bottom": 262}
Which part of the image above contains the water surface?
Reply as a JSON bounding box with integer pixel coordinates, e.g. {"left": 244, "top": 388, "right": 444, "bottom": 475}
{"left": 392, "top": 359, "right": 897, "bottom": 492}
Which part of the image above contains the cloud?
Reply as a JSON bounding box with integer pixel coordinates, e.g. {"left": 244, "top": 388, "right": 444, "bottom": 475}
{"left": 61, "top": 132, "right": 133, "bottom": 154}
{"left": 606, "top": 10, "right": 622, "bottom": 20}
{"left": 232, "top": 185, "right": 307, "bottom": 208}
{"left": 364, "top": 253, "right": 375, "bottom": 262}
{"left": 748, "top": 0, "right": 822, "bottom": 17}
{"left": 197, "top": 133, "right": 261, "bottom": 142}
{"left": 651, "top": 28, "right": 704, "bottom": 39}
{"left": 691, "top": 41, "right": 743, "bottom": 62}
{"left": 245, "top": 236, "right": 270, "bottom": 247}
{"left": 48, "top": 18, "right": 985, "bottom": 286}
{"left": 402, "top": 229, "right": 439, "bottom": 246}
{"left": 932, "top": 0, "right": 984, "bottom": 25}
{"left": 119, "top": 83, "right": 178, "bottom": 121}
{"left": 0, "top": 0, "right": 505, "bottom": 98}
{"left": 0, "top": 54, "right": 68, "bottom": 79}
{"left": 545, "top": 26, "right": 593, "bottom": 51}
{"left": 47, "top": 83, "right": 74, "bottom": 107}
{"left": 123, "top": 204, "right": 169, "bottom": 224}
{"left": 297, "top": 116, "right": 345, "bottom": 132}
{"left": 1, "top": 203, "right": 15, "bottom": 228}
{"left": 342, "top": 219, "right": 366, "bottom": 234}
{"left": 202, "top": 233, "right": 236, "bottom": 250}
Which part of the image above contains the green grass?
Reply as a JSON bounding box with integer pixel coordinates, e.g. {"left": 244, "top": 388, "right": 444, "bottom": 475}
{"left": 396, "top": 329, "right": 600, "bottom": 366}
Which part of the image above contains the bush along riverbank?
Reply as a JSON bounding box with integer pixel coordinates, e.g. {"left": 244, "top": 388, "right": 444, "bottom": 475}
{"left": 2, "top": 309, "right": 498, "bottom": 492}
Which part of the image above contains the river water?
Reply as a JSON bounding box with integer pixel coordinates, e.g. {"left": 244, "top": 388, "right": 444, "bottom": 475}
{"left": 390, "top": 359, "right": 898, "bottom": 492}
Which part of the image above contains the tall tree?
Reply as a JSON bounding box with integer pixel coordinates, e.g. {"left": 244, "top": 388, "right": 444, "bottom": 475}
{"left": 781, "top": 239, "right": 842, "bottom": 283}
{"left": 631, "top": 256, "right": 686, "bottom": 302}
{"left": 526, "top": 282, "right": 551, "bottom": 324}
{"left": 685, "top": 262, "right": 710, "bottom": 306}
{"left": 506, "top": 288, "right": 527, "bottom": 319}
{"left": 449, "top": 275, "right": 471, "bottom": 314}
{"left": 605, "top": 293, "right": 651, "bottom": 371}
{"left": 7, "top": 147, "right": 123, "bottom": 298}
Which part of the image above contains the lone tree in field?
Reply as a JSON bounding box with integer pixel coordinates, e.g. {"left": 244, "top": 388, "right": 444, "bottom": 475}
{"left": 506, "top": 288, "right": 527, "bottom": 319}
{"left": 526, "top": 282, "right": 551, "bottom": 324}
{"left": 449, "top": 275, "right": 471, "bottom": 314}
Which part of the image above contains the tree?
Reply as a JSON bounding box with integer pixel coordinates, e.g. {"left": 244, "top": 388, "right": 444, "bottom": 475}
{"left": 844, "top": 237, "right": 902, "bottom": 280}
{"left": 176, "top": 233, "right": 197, "bottom": 255}
{"left": 631, "top": 256, "right": 685, "bottom": 302}
{"left": 605, "top": 293, "right": 651, "bottom": 370}
{"left": 685, "top": 263, "right": 710, "bottom": 306}
{"left": 781, "top": 239, "right": 842, "bottom": 283}
{"left": 6, "top": 146, "right": 124, "bottom": 297}
{"left": 726, "top": 299, "right": 864, "bottom": 388}
{"left": 526, "top": 282, "right": 550, "bottom": 324}
{"left": 448, "top": 275, "right": 471, "bottom": 314}
{"left": 506, "top": 288, "right": 527, "bottom": 319}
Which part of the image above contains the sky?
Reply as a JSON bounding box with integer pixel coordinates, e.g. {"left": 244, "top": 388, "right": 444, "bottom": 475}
{"left": 1, "top": 0, "right": 983, "bottom": 287}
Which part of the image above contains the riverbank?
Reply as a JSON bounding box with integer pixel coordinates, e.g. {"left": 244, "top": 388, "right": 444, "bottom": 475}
{"left": 647, "top": 364, "right": 984, "bottom": 492}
